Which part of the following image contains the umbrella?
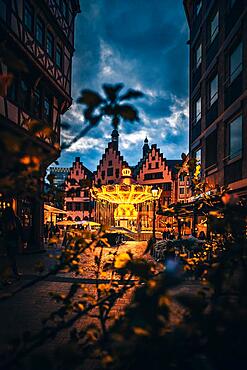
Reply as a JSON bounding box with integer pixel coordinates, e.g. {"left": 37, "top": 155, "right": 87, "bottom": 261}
{"left": 56, "top": 220, "right": 77, "bottom": 226}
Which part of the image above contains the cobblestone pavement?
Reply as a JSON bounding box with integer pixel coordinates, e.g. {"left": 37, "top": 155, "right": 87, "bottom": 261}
{"left": 0, "top": 241, "right": 201, "bottom": 369}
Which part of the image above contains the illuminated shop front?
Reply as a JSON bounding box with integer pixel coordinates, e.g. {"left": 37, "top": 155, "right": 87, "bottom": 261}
{"left": 91, "top": 168, "right": 162, "bottom": 231}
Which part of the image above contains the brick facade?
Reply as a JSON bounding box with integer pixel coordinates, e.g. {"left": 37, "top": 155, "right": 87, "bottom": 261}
{"left": 64, "top": 157, "right": 94, "bottom": 221}
{"left": 184, "top": 0, "right": 247, "bottom": 196}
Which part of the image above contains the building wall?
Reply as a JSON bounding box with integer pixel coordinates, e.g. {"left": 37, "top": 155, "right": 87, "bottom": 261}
{"left": 49, "top": 167, "right": 70, "bottom": 188}
{"left": 0, "top": 0, "right": 80, "bottom": 249}
{"left": 177, "top": 155, "right": 191, "bottom": 203}
{"left": 185, "top": 0, "right": 247, "bottom": 196}
{"left": 136, "top": 144, "right": 175, "bottom": 206}
{"left": 95, "top": 145, "right": 128, "bottom": 185}
{"left": 65, "top": 157, "right": 94, "bottom": 221}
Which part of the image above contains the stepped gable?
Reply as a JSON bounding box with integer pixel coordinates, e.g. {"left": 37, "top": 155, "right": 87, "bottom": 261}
{"left": 135, "top": 143, "right": 175, "bottom": 184}
{"left": 95, "top": 142, "right": 129, "bottom": 173}
{"left": 94, "top": 131, "right": 128, "bottom": 185}
{"left": 66, "top": 157, "right": 93, "bottom": 186}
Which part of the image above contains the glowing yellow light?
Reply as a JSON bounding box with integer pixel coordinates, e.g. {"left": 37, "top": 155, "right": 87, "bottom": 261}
{"left": 122, "top": 168, "right": 132, "bottom": 177}
{"left": 91, "top": 184, "right": 162, "bottom": 205}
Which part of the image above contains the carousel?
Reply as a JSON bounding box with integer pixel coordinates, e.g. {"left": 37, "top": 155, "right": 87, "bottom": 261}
{"left": 91, "top": 168, "right": 162, "bottom": 231}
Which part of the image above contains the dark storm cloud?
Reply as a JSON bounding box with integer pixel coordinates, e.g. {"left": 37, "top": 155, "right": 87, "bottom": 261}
{"left": 58, "top": 0, "right": 189, "bottom": 171}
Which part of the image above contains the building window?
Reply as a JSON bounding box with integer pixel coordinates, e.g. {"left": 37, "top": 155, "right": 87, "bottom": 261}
{"left": 107, "top": 167, "right": 113, "bottom": 176}
{"left": 84, "top": 190, "right": 89, "bottom": 198}
{"left": 101, "top": 170, "right": 105, "bottom": 179}
{"left": 155, "top": 162, "right": 159, "bottom": 169}
{"left": 152, "top": 156, "right": 155, "bottom": 160}
{"left": 195, "top": 0, "right": 202, "bottom": 16}
{"left": 116, "top": 168, "right": 119, "bottom": 178}
{"left": 84, "top": 202, "right": 89, "bottom": 211}
{"left": 209, "top": 74, "right": 218, "bottom": 106}
{"left": 44, "top": 96, "right": 52, "bottom": 121}
{"left": 179, "top": 174, "right": 185, "bottom": 181}
{"left": 205, "top": 130, "right": 217, "bottom": 168}
{"left": 195, "top": 96, "right": 201, "bottom": 123}
{"left": 163, "top": 183, "right": 171, "bottom": 191}
{"left": 7, "top": 77, "right": 17, "bottom": 102}
{"left": 75, "top": 189, "right": 80, "bottom": 197}
{"left": 20, "top": 80, "right": 30, "bottom": 111}
{"left": 210, "top": 11, "right": 219, "bottom": 43}
{"left": 108, "top": 160, "right": 112, "bottom": 166}
{"left": 179, "top": 188, "right": 185, "bottom": 194}
{"left": 229, "top": 115, "right": 242, "bottom": 160}
{"left": 56, "top": 44, "right": 62, "bottom": 69}
{"left": 33, "top": 88, "right": 41, "bottom": 116}
{"left": 0, "top": 0, "right": 7, "bottom": 21}
{"left": 195, "top": 43, "right": 202, "bottom": 68}
{"left": 196, "top": 148, "right": 202, "bottom": 166}
{"left": 66, "top": 202, "right": 72, "bottom": 211}
{"left": 229, "top": 42, "right": 243, "bottom": 84}
{"left": 75, "top": 202, "right": 81, "bottom": 211}
{"left": 148, "top": 163, "right": 152, "bottom": 169}
{"left": 60, "top": 0, "right": 69, "bottom": 20}
{"left": 46, "top": 31, "right": 54, "bottom": 58}
{"left": 24, "top": 1, "right": 34, "bottom": 32}
{"left": 76, "top": 170, "right": 79, "bottom": 176}
{"left": 35, "top": 17, "right": 44, "bottom": 46}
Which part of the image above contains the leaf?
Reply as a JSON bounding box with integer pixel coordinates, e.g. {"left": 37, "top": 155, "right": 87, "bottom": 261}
{"left": 77, "top": 89, "right": 104, "bottom": 107}
{"left": 118, "top": 104, "right": 139, "bottom": 122}
{"left": 102, "top": 83, "right": 124, "bottom": 102}
{"left": 120, "top": 88, "right": 144, "bottom": 101}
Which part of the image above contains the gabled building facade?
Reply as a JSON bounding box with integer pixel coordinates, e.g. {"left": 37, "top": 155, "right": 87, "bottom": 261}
{"left": 135, "top": 142, "right": 178, "bottom": 206}
{"left": 64, "top": 157, "right": 94, "bottom": 221}
{"left": 94, "top": 130, "right": 129, "bottom": 186}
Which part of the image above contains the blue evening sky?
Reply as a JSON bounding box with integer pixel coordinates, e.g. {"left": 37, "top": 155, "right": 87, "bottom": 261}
{"left": 58, "top": 0, "right": 189, "bottom": 172}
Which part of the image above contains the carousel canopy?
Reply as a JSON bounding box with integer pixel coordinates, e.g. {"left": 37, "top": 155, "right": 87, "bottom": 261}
{"left": 91, "top": 184, "right": 162, "bottom": 205}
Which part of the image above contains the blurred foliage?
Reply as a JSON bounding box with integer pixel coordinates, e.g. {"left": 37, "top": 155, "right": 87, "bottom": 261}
{"left": 62, "top": 83, "right": 144, "bottom": 150}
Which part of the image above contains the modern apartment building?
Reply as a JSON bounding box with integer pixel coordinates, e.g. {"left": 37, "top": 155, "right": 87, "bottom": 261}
{"left": 184, "top": 0, "right": 247, "bottom": 197}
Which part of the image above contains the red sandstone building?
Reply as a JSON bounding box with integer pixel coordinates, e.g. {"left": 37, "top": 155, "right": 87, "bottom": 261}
{"left": 184, "top": 0, "right": 247, "bottom": 197}
{"left": 64, "top": 157, "right": 94, "bottom": 221}
{"left": 0, "top": 0, "right": 80, "bottom": 249}
{"left": 95, "top": 130, "right": 182, "bottom": 207}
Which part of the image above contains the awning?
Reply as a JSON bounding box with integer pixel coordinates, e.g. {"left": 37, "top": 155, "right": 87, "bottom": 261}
{"left": 44, "top": 204, "right": 67, "bottom": 214}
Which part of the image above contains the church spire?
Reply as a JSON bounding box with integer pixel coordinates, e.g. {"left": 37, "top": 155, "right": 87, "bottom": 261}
{"left": 143, "top": 137, "right": 149, "bottom": 157}
{"left": 111, "top": 129, "right": 119, "bottom": 151}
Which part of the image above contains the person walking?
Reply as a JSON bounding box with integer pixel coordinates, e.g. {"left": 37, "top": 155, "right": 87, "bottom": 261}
{"left": 1, "top": 206, "right": 23, "bottom": 278}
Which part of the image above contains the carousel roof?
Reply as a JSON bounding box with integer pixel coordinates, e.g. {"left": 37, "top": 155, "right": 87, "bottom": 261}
{"left": 91, "top": 184, "right": 162, "bottom": 205}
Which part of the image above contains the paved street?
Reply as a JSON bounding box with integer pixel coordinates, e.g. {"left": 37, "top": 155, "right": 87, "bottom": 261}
{"left": 0, "top": 242, "right": 150, "bottom": 364}
{"left": 0, "top": 241, "right": 200, "bottom": 369}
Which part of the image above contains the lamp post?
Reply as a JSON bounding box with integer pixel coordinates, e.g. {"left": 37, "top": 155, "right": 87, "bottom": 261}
{"left": 151, "top": 185, "right": 159, "bottom": 239}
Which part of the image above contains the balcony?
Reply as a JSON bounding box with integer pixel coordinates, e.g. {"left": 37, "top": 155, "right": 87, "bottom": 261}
{"left": 191, "top": 120, "right": 201, "bottom": 142}
{"left": 224, "top": 72, "right": 243, "bottom": 109}
{"left": 206, "top": 101, "right": 218, "bottom": 128}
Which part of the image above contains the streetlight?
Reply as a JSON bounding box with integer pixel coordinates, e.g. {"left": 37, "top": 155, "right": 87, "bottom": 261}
{"left": 151, "top": 185, "right": 159, "bottom": 239}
